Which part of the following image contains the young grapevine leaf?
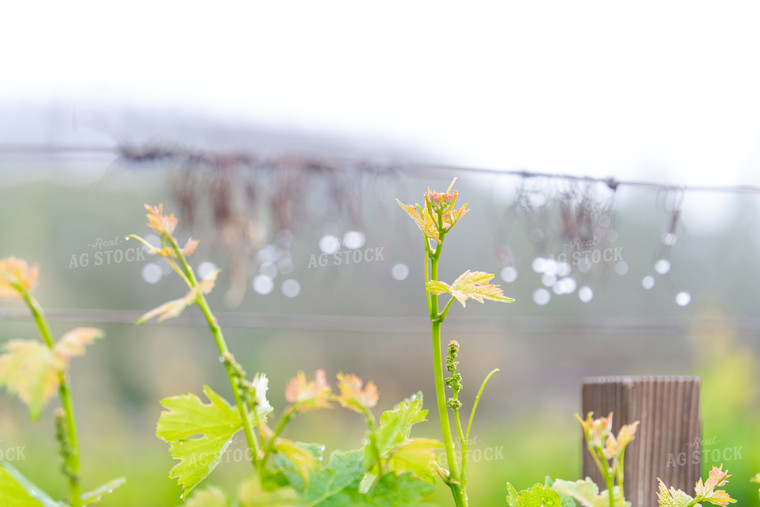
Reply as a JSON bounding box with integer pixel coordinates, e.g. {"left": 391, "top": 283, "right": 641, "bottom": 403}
{"left": 274, "top": 438, "right": 319, "bottom": 486}
{"left": 426, "top": 270, "right": 514, "bottom": 308}
{"left": 0, "top": 462, "right": 61, "bottom": 507}
{"left": 552, "top": 478, "right": 630, "bottom": 507}
{"left": 0, "top": 257, "right": 38, "bottom": 300}
{"left": 302, "top": 450, "right": 364, "bottom": 506}
{"left": 156, "top": 385, "right": 268, "bottom": 498}
{"left": 0, "top": 340, "right": 59, "bottom": 421}
{"left": 395, "top": 202, "right": 440, "bottom": 243}
{"left": 385, "top": 438, "right": 442, "bottom": 483}
{"left": 137, "top": 270, "right": 219, "bottom": 324}
{"left": 506, "top": 482, "right": 564, "bottom": 507}
{"left": 656, "top": 479, "right": 695, "bottom": 507}
{"left": 0, "top": 329, "right": 102, "bottom": 420}
{"left": 374, "top": 393, "right": 427, "bottom": 456}
{"left": 55, "top": 328, "right": 103, "bottom": 362}
{"left": 360, "top": 471, "right": 436, "bottom": 506}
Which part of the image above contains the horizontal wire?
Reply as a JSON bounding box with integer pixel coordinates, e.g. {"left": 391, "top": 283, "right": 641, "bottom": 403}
{"left": 2, "top": 143, "right": 760, "bottom": 195}
{"left": 0, "top": 307, "right": 758, "bottom": 337}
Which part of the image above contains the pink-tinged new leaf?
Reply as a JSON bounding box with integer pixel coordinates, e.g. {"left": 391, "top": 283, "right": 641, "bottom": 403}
{"left": 396, "top": 200, "right": 440, "bottom": 243}
{"left": 285, "top": 370, "right": 331, "bottom": 413}
{"left": 0, "top": 340, "right": 60, "bottom": 420}
{"left": 145, "top": 203, "right": 178, "bottom": 236}
{"left": 427, "top": 270, "right": 515, "bottom": 308}
{"left": 137, "top": 270, "right": 219, "bottom": 324}
{"left": 197, "top": 269, "right": 220, "bottom": 295}
{"left": 54, "top": 327, "right": 103, "bottom": 362}
{"left": 137, "top": 295, "right": 195, "bottom": 324}
{"left": 442, "top": 205, "right": 469, "bottom": 231}
{"left": 0, "top": 257, "right": 39, "bottom": 300}
{"left": 426, "top": 188, "right": 457, "bottom": 213}
{"left": 695, "top": 466, "right": 736, "bottom": 506}
{"left": 656, "top": 478, "right": 694, "bottom": 507}
{"left": 181, "top": 238, "right": 199, "bottom": 257}
{"left": 336, "top": 372, "right": 378, "bottom": 413}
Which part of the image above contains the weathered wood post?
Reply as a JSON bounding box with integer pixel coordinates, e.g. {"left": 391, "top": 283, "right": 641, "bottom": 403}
{"left": 581, "top": 376, "right": 701, "bottom": 507}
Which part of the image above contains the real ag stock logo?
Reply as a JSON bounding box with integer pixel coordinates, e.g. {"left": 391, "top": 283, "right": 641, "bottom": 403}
{"left": 68, "top": 236, "right": 146, "bottom": 269}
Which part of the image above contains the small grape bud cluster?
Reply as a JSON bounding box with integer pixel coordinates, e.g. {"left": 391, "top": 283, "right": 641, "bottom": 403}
{"left": 445, "top": 341, "right": 463, "bottom": 410}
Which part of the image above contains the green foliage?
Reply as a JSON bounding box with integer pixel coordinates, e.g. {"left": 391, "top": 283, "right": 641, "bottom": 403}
{"left": 156, "top": 385, "right": 271, "bottom": 498}
{"left": 552, "top": 478, "right": 629, "bottom": 507}
{"left": 505, "top": 482, "right": 566, "bottom": 507}
{"left": 0, "top": 257, "right": 119, "bottom": 507}
{"left": 300, "top": 450, "right": 364, "bottom": 505}
{"left": 359, "top": 472, "right": 437, "bottom": 506}
{"left": 372, "top": 393, "right": 427, "bottom": 461}
{"left": 398, "top": 180, "right": 515, "bottom": 507}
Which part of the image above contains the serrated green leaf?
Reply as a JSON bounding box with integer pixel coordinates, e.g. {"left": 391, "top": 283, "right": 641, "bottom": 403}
{"left": 156, "top": 385, "right": 251, "bottom": 498}
{"left": 0, "top": 462, "right": 62, "bottom": 507}
{"left": 553, "top": 478, "right": 629, "bottom": 507}
{"left": 361, "top": 472, "right": 436, "bottom": 506}
{"left": 543, "top": 477, "right": 577, "bottom": 507}
{"left": 80, "top": 477, "right": 126, "bottom": 505}
{"left": 386, "top": 438, "right": 442, "bottom": 483}
{"left": 363, "top": 393, "right": 433, "bottom": 480}
{"left": 273, "top": 442, "right": 325, "bottom": 494}
{"left": 426, "top": 270, "right": 514, "bottom": 308}
{"left": 375, "top": 394, "right": 428, "bottom": 457}
{"left": 275, "top": 439, "right": 318, "bottom": 485}
{"left": 185, "top": 486, "right": 228, "bottom": 507}
{"left": 303, "top": 450, "right": 364, "bottom": 506}
{"left": 505, "top": 482, "right": 563, "bottom": 507}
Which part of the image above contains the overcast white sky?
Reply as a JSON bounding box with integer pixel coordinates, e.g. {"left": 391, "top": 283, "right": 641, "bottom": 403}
{"left": 2, "top": 1, "right": 760, "bottom": 188}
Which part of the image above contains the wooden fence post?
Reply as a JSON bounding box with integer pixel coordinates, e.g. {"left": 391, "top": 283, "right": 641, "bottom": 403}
{"left": 581, "top": 376, "right": 701, "bottom": 507}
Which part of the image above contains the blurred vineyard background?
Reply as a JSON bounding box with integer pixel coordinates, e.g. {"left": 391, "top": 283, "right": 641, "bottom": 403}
{"left": 0, "top": 103, "right": 759, "bottom": 505}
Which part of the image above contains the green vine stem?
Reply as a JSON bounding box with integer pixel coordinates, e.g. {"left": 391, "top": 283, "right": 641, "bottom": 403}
{"left": 20, "top": 288, "right": 82, "bottom": 507}
{"left": 165, "top": 234, "right": 261, "bottom": 467}
{"left": 362, "top": 406, "right": 385, "bottom": 477}
{"left": 426, "top": 244, "right": 465, "bottom": 507}
{"left": 260, "top": 407, "right": 295, "bottom": 470}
